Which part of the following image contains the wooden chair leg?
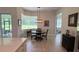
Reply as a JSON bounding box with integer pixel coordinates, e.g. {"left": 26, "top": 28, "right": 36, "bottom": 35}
{"left": 46, "top": 36, "right": 47, "bottom": 40}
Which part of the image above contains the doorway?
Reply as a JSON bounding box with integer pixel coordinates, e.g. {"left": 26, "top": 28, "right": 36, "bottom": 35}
{"left": 56, "top": 13, "right": 62, "bottom": 34}
{"left": 0, "top": 14, "right": 12, "bottom": 38}
{"left": 55, "top": 13, "right": 62, "bottom": 46}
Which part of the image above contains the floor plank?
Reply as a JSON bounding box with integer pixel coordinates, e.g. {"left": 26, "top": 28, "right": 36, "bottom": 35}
{"left": 26, "top": 34, "right": 66, "bottom": 52}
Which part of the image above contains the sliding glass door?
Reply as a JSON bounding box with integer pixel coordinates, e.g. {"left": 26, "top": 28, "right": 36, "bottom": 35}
{"left": 0, "top": 14, "right": 12, "bottom": 38}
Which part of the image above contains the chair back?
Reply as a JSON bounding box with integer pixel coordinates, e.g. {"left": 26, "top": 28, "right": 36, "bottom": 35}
{"left": 36, "top": 28, "right": 42, "bottom": 36}
{"left": 46, "top": 29, "right": 48, "bottom": 36}
{"left": 42, "top": 29, "right": 48, "bottom": 40}
{"left": 36, "top": 28, "right": 41, "bottom": 32}
{"left": 31, "top": 29, "right": 37, "bottom": 35}
{"left": 43, "top": 29, "right": 48, "bottom": 36}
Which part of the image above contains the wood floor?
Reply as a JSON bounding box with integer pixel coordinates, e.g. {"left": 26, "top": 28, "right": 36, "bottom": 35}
{"left": 26, "top": 34, "right": 66, "bottom": 52}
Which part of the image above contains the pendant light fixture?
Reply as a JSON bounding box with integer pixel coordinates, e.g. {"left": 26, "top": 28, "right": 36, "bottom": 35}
{"left": 36, "top": 7, "right": 43, "bottom": 23}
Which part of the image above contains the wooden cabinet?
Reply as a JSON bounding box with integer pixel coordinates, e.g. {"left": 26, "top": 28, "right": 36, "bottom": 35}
{"left": 62, "top": 34, "right": 75, "bottom": 52}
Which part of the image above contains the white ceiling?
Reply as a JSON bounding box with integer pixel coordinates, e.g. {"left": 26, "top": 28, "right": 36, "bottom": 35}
{"left": 23, "top": 7, "right": 60, "bottom": 11}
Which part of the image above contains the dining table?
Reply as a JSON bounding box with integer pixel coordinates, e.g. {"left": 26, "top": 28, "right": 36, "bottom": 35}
{"left": 32, "top": 30, "right": 45, "bottom": 41}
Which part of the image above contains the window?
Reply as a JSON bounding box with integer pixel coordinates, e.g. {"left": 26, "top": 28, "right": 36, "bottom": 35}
{"left": 21, "top": 15, "right": 37, "bottom": 29}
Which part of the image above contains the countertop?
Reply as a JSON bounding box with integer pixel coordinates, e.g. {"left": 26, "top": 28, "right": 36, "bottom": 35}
{"left": 0, "top": 38, "right": 27, "bottom": 52}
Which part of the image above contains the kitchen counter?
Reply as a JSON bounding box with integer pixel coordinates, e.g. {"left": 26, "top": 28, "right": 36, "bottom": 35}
{"left": 0, "top": 38, "right": 27, "bottom": 52}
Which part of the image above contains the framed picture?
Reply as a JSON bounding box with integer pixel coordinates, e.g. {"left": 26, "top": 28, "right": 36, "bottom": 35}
{"left": 44, "top": 20, "right": 49, "bottom": 27}
{"left": 68, "top": 13, "right": 78, "bottom": 27}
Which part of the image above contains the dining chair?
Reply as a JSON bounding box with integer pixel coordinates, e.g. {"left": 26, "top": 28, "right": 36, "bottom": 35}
{"left": 27, "top": 29, "right": 31, "bottom": 37}
{"left": 35, "top": 28, "right": 43, "bottom": 41}
{"left": 31, "top": 29, "right": 37, "bottom": 40}
{"left": 42, "top": 29, "right": 48, "bottom": 40}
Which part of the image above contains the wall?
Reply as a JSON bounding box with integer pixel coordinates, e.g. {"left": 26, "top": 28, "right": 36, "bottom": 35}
{"left": 0, "top": 7, "right": 56, "bottom": 38}
{"left": 23, "top": 10, "right": 56, "bottom": 37}
{"left": 57, "top": 7, "right": 79, "bottom": 36}
{"left": 57, "top": 7, "right": 79, "bottom": 51}
{"left": 16, "top": 7, "right": 24, "bottom": 37}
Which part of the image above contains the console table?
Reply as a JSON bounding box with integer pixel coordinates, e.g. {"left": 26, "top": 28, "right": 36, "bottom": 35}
{"left": 62, "top": 34, "right": 75, "bottom": 52}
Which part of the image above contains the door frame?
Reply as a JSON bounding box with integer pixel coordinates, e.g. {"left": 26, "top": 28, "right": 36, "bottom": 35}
{"left": 0, "top": 13, "right": 12, "bottom": 38}
{"left": 55, "top": 13, "right": 62, "bottom": 36}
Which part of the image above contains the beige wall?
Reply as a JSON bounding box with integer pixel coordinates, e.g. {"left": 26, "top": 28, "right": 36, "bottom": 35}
{"left": 56, "top": 7, "right": 79, "bottom": 51}
{"left": 16, "top": 7, "right": 24, "bottom": 37}
{"left": 1, "top": 7, "right": 78, "bottom": 38}
{"left": 57, "top": 7, "right": 79, "bottom": 36}
{"left": 23, "top": 10, "right": 56, "bottom": 37}
{"left": 0, "top": 7, "right": 56, "bottom": 38}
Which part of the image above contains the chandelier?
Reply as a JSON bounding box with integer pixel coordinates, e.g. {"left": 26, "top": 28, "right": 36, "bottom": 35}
{"left": 36, "top": 7, "right": 43, "bottom": 23}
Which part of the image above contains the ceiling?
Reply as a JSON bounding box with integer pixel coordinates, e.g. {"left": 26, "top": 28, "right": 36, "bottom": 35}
{"left": 23, "top": 7, "right": 60, "bottom": 11}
